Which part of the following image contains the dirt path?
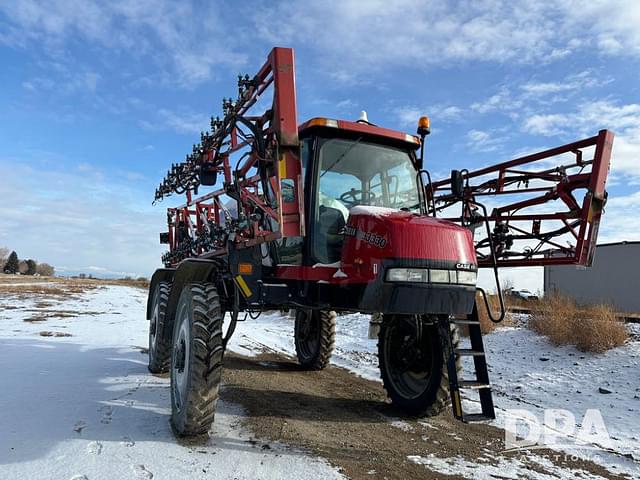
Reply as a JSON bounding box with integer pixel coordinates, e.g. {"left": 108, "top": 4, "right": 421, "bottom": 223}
{"left": 221, "top": 352, "right": 628, "bottom": 480}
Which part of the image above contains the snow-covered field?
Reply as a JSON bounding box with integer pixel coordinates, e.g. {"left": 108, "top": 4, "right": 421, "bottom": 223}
{"left": 232, "top": 311, "right": 640, "bottom": 478}
{"left": 1, "top": 281, "right": 639, "bottom": 479}
{"left": 0, "top": 284, "right": 344, "bottom": 480}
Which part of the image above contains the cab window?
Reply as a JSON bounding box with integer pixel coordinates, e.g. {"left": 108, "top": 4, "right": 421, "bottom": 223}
{"left": 313, "top": 138, "right": 418, "bottom": 263}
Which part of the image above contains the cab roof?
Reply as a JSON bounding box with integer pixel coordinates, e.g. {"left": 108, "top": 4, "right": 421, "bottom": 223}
{"left": 298, "top": 117, "right": 420, "bottom": 150}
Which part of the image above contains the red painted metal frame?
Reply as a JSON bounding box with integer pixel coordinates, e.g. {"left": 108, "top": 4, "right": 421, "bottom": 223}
{"left": 157, "top": 46, "right": 614, "bottom": 274}
{"left": 429, "top": 130, "right": 614, "bottom": 267}
{"left": 298, "top": 117, "right": 421, "bottom": 148}
{"left": 161, "top": 48, "right": 304, "bottom": 266}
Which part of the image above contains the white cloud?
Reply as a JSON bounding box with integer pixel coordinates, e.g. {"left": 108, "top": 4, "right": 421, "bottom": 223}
{"left": 395, "top": 104, "right": 462, "bottom": 127}
{"left": 597, "top": 190, "right": 640, "bottom": 243}
{"left": 522, "top": 100, "right": 640, "bottom": 178}
{"left": 564, "top": 1, "right": 640, "bottom": 56}
{"left": 158, "top": 109, "right": 208, "bottom": 135}
{"left": 470, "top": 88, "right": 522, "bottom": 115}
{"left": 0, "top": 158, "right": 165, "bottom": 277}
{"left": 253, "top": 0, "right": 640, "bottom": 77}
{"left": 520, "top": 70, "right": 610, "bottom": 97}
{"left": 4, "top": 1, "right": 640, "bottom": 88}
{"left": 465, "top": 129, "right": 505, "bottom": 153}
{"left": 469, "top": 70, "right": 609, "bottom": 121}
{"left": 22, "top": 68, "right": 101, "bottom": 96}
{"left": 139, "top": 109, "right": 208, "bottom": 135}
{"left": 255, "top": 1, "right": 564, "bottom": 70}
{"left": 0, "top": 0, "right": 245, "bottom": 86}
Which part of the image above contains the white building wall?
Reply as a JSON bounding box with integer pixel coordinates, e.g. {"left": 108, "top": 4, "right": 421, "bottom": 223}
{"left": 544, "top": 242, "right": 640, "bottom": 313}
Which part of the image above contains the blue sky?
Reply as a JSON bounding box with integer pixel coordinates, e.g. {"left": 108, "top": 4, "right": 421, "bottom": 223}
{"left": 1, "top": 1, "right": 639, "bottom": 288}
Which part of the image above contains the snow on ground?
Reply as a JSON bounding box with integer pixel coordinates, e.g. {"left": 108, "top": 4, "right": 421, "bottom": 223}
{"left": 2, "top": 281, "right": 639, "bottom": 479}
{"left": 407, "top": 452, "right": 611, "bottom": 480}
{"left": 484, "top": 327, "right": 640, "bottom": 461}
{"left": 0, "top": 285, "right": 344, "bottom": 480}
{"left": 232, "top": 311, "right": 380, "bottom": 381}
{"left": 231, "top": 310, "right": 640, "bottom": 478}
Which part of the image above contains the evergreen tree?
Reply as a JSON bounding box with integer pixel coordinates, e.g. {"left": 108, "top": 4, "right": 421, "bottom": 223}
{"left": 3, "top": 251, "right": 19, "bottom": 274}
{"left": 26, "top": 259, "right": 37, "bottom": 275}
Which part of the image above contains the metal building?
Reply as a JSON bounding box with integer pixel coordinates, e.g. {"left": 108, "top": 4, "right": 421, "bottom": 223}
{"left": 544, "top": 241, "right": 640, "bottom": 313}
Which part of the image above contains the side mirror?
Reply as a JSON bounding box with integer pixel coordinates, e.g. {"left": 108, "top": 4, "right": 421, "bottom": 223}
{"left": 199, "top": 164, "right": 218, "bottom": 186}
{"left": 451, "top": 170, "right": 464, "bottom": 199}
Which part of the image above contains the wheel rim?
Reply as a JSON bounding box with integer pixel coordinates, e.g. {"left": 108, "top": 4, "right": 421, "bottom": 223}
{"left": 297, "top": 310, "right": 319, "bottom": 361}
{"left": 383, "top": 316, "right": 434, "bottom": 400}
{"left": 172, "top": 302, "right": 191, "bottom": 412}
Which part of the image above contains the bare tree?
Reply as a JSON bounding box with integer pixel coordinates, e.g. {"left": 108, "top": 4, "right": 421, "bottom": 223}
{"left": 36, "top": 263, "right": 55, "bottom": 277}
{"left": 0, "top": 246, "right": 9, "bottom": 270}
{"left": 18, "top": 260, "right": 28, "bottom": 274}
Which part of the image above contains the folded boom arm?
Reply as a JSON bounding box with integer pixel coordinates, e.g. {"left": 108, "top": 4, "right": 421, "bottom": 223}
{"left": 429, "top": 130, "right": 613, "bottom": 268}
{"left": 153, "top": 48, "right": 304, "bottom": 267}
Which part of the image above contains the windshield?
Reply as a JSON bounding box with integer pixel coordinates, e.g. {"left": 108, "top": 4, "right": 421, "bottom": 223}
{"left": 317, "top": 138, "right": 419, "bottom": 212}
{"left": 313, "top": 138, "right": 419, "bottom": 263}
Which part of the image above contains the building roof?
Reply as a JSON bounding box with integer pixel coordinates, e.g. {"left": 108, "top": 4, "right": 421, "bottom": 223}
{"left": 597, "top": 240, "right": 640, "bottom": 248}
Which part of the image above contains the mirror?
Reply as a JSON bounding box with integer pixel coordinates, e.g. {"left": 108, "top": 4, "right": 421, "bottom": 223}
{"left": 451, "top": 170, "right": 464, "bottom": 199}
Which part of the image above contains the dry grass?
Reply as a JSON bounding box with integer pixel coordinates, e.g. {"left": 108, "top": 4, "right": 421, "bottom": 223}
{"left": 0, "top": 273, "right": 149, "bottom": 291}
{"left": 529, "top": 294, "right": 628, "bottom": 353}
{"left": 458, "top": 292, "right": 512, "bottom": 336}
{"left": 478, "top": 292, "right": 513, "bottom": 333}
{"left": 104, "top": 277, "right": 149, "bottom": 289}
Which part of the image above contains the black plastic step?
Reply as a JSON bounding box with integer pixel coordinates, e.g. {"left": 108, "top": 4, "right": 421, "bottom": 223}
{"left": 459, "top": 380, "right": 491, "bottom": 389}
{"left": 455, "top": 348, "right": 485, "bottom": 357}
{"left": 462, "top": 413, "right": 494, "bottom": 422}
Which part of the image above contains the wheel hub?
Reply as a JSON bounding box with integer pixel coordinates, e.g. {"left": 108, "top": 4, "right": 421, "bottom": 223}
{"left": 175, "top": 339, "right": 186, "bottom": 372}
{"left": 383, "top": 317, "right": 435, "bottom": 400}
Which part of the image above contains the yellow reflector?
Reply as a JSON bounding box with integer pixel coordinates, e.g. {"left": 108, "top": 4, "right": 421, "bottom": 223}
{"left": 234, "top": 275, "right": 252, "bottom": 298}
{"left": 238, "top": 263, "right": 253, "bottom": 274}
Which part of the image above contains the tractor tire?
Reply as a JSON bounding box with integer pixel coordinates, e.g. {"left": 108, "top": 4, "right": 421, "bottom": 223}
{"left": 170, "top": 283, "right": 224, "bottom": 436}
{"left": 148, "top": 281, "right": 173, "bottom": 374}
{"left": 378, "top": 314, "right": 460, "bottom": 417}
{"left": 294, "top": 309, "right": 336, "bottom": 370}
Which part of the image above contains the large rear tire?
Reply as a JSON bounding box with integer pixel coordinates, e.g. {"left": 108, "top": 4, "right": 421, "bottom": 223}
{"left": 294, "top": 309, "right": 336, "bottom": 370}
{"left": 148, "top": 281, "right": 172, "bottom": 374}
{"left": 170, "top": 283, "right": 224, "bottom": 436}
{"left": 378, "top": 314, "right": 460, "bottom": 416}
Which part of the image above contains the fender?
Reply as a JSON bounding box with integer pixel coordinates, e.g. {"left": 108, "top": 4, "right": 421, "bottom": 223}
{"left": 163, "top": 258, "right": 221, "bottom": 335}
{"left": 146, "top": 268, "right": 176, "bottom": 320}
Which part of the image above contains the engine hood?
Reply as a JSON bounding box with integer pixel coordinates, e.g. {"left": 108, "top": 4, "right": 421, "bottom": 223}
{"left": 343, "top": 206, "right": 477, "bottom": 265}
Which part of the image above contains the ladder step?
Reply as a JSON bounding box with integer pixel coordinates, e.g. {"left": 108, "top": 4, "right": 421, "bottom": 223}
{"left": 447, "top": 306, "right": 496, "bottom": 422}
{"left": 455, "top": 348, "right": 485, "bottom": 357}
{"left": 462, "top": 413, "right": 494, "bottom": 423}
{"left": 451, "top": 319, "right": 480, "bottom": 325}
{"left": 459, "top": 380, "right": 491, "bottom": 389}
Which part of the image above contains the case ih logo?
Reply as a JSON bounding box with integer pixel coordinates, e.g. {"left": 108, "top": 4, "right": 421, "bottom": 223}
{"left": 456, "top": 263, "right": 477, "bottom": 271}
{"left": 344, "top": 225, "right": 387, "bottom": 248}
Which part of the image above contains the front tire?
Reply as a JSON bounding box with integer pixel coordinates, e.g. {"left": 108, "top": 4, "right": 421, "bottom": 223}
{"left": 148, "top": 281, "right": 172, "bottom": 374}
{"left": 378, "top": 314, "right": 459, "bottom": 416}
{"left": 294, "top": 309, "right": 336, "bottom": 370}
{"left": 170, "top": 283, "right": 224, "bottom": 436}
